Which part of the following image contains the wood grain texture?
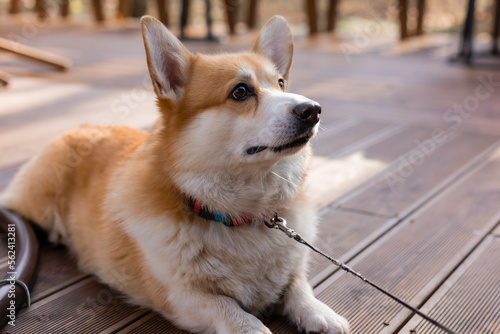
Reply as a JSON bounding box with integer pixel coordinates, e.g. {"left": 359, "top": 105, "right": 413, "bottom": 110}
{"left": 309, "top": 149, "right": 500, "bottom": 334}
{"left": 337, "top": 132, "right": 498, "bottom": 217}
{"left": 400, "top": 232, "right": 500, "bottom": 334}
{"left": 4, "top": 278, "right": 144, "bottom": 334}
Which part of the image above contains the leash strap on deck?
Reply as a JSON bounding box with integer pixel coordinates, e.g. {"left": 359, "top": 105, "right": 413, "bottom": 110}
{"left": 0, "top": 279, "right": 31, "bottom": 307}
{"left": 265, "top": 214, "right": 458, "bottom": 334}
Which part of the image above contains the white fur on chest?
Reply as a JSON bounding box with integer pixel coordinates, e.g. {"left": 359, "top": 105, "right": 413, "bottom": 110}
{"left": 120, "top": 204, "right": 316, "bottom": 316}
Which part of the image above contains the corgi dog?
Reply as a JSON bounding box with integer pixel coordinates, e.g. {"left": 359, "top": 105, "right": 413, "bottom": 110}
{"left": 0, "top": 15, "right": 349, "bottom": 334}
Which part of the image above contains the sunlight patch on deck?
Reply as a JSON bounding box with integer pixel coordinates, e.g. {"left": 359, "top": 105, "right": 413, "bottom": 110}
{"left": 308, "top": 152, "right": 387, "bottom": 208}
{"left": 0, "top": 79, "right": 91, "bottom": 117}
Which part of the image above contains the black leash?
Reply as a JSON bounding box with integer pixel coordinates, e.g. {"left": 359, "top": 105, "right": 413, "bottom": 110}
{"left": 265, "top": 214, "right": 458, "bottom": 334}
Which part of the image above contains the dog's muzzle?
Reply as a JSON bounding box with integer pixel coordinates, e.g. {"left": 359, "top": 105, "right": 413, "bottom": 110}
{"left": 246, "top": 100, "right": 321, "bottom": 156}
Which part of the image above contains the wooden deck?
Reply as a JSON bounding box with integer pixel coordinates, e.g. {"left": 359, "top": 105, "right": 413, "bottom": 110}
{"left": 1, "top": 21, "right": 500, "bottom": 334}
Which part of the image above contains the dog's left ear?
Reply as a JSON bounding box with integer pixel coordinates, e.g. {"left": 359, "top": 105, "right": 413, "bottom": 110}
{"left": 252, "top": 15, "right": 294, "bottom": 80}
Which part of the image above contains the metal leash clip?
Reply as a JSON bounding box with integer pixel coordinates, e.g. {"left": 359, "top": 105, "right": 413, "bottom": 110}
{"left": 265, "top": 213, "right": 301, "bottom": 240}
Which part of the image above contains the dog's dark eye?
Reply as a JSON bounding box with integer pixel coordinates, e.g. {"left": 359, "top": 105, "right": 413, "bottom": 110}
{"left": 231, "top": 83, "right": 251, "bottom": 101}
{"left": 278, "top": 78, "right": 285, "bottom": 89}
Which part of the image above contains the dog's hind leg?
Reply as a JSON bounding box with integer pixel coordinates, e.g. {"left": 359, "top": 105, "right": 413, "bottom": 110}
{"left": 0, "top": 142, "right": 71, "bottom": 244}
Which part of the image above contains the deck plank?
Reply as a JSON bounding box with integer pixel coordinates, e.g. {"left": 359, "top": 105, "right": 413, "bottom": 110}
{"left": 399, "top": 229, "right": 500, "bottom": 334}
{"left": 308, "top": 125, "right": 438, "bottom": 209}
{"left": 29, "top": 240, "right": 88, "bottom": 302}
{"left": 117, "top": 313, "right": 190, "bottom": 334}
{"left": 336, "top": 131, "right": 499, "bottom": 217}
{"left": 281, "top": 146, "right": 500, "bottom": 334}
{"left": 313, "top": 120, "right": 390, "bottom": 157}
{"left": 308, "top": 210, "right": 387, "bottom": 286}
{"left": 3, "top": 278, "right": 146, "bottom": 334}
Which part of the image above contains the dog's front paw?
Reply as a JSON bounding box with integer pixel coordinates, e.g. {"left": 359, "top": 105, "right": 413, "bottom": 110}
{"left": 216, "top": 314, "right": 273, "bottom": 334}
{"left": 238, "top": 322, "right": 273, "bottom": 334}
{"left": 292, "top": 299, "right": 350, "bottom": 334}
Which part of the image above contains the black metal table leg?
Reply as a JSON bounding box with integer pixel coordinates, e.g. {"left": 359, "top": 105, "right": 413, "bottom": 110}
{"left": 180, "top": 0, "right": 217, "bottom": 41}
{"left": 454, "top": 0, "right": 476, "bottom": 64}
{"left": 493, "top": 0, "right": 500, "bottom": 55}
{"left": 180, "top": 0, "right": 190, "bottom": 40}
{"left": 205, "top": 0, "right": 214, "bottom": 40}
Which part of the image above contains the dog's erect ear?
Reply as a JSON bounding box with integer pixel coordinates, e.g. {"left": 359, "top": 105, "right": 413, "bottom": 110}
{"left": 252, "top": 15, "right": 294, "bottom": 80}
{"left": 141, "top": 16, "right": 193, "bottom": 101}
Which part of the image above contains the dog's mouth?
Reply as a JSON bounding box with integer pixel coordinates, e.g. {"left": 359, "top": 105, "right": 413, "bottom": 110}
{"left": 246, "top": 134, "right": 311, "bottom": 155}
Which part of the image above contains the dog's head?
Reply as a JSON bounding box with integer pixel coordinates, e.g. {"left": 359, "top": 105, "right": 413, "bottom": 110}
{"left": 141, "top": 15, "right": 320, "bottom": 211}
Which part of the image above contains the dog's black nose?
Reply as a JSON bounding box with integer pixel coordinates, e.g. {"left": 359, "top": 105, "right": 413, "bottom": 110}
{"left": 292, "top": 102, "right": 321, "bottom": 126}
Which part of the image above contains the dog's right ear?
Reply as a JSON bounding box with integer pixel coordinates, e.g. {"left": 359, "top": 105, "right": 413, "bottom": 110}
{"left": 252, "top": 15, "right": 294, "bottom": 80}
{"left": 141, "top": 16, "right": 193, "bottom": 102}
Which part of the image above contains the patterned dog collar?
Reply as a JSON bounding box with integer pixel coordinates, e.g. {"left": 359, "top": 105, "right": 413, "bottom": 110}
{"left": 188, "top": 198, "right": 254, "bottom": 227}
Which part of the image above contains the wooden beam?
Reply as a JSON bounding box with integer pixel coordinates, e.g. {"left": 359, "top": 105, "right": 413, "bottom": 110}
{"left": 224, "top": 0, "right": 238, "bottom": 35}
{"left": 306, "top": 0, "right": 318, "bottom": 35}
{"left": 180, "top": 0, "right": 190, "bottom": 39}
{"left": 416, "top": 0, "right": 425, "bottom": 35}
{"left": 157, "top": 0, "right": 169, "bottom": 26}
{"left": 35, "top": 0, "right": 48, "bottom": 21}
{"left": 92, "top": 0, "right": 105, "bottom": 22}
{"left": 116, "top": 0, "right": 129, "bottom": 19}
{"left": 0, "top": 38, "right": 71, "bottom": 71}
{"left": 398, "top": 0, "right": 408, "bottom": 40}
{"left": 9, "top": 0, "right": 21, "bottom": 14}
{"left": 327, "top": 0, "right": 338, "bottom": 32}
{"left": 493, "top": 0, "right": 500, "bottom": 54}
{"left": 60, "top": 0, "right": 70, "bottom": 18}
{"left": 247, "top": 0, "right": 257, "bottom": 30}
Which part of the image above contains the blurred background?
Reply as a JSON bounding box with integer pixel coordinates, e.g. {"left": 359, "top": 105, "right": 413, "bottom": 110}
{"left": 0, "top": 0, "right": 498, "bottom": 36}
{"left": 0, "top": 0, "right": 498, "bottom": 43}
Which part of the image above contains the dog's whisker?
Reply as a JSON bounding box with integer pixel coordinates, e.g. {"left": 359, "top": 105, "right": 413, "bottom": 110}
{"left": 271, "top": 171, "right": 298, "bottom": 188}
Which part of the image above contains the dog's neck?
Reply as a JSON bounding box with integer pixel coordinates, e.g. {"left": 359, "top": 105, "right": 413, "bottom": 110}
{"left": 172, "top": 154, "right": 310, "bottom": 219}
